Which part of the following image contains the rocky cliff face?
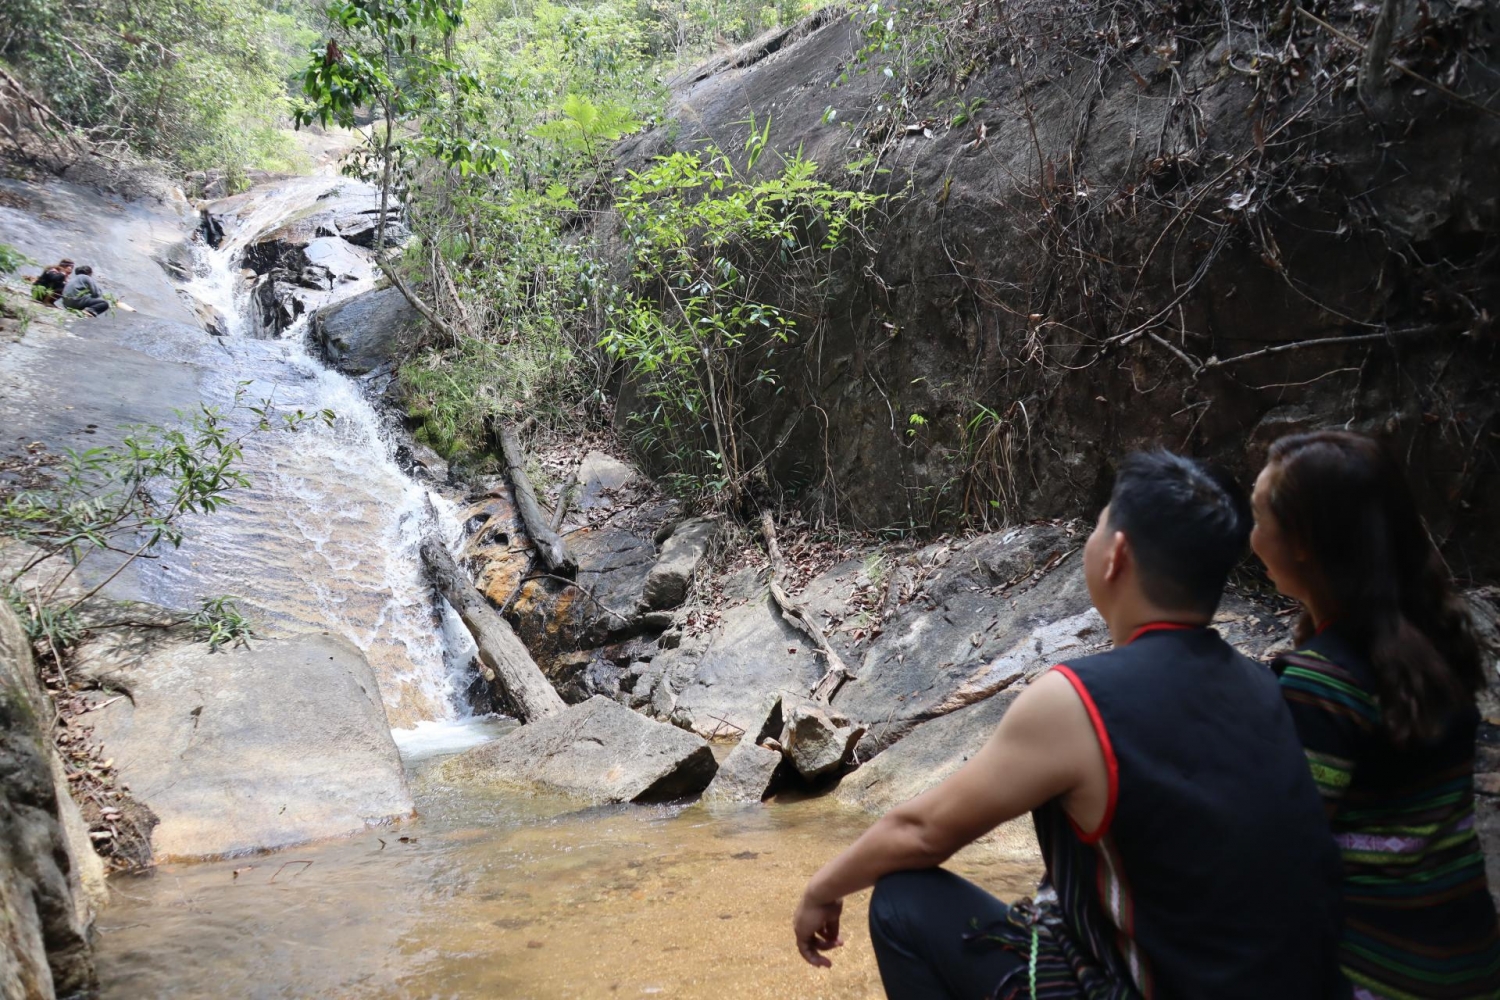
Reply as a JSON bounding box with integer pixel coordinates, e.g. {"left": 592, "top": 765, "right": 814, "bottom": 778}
{"left": 611, "top": 0, "right": 1500, "bottom": 574}
{"left": 0, "top": 604, "right": 103, "bottom": 1000}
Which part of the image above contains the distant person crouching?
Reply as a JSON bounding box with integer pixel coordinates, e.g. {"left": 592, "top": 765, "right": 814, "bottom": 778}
{"left": 61, "top": 265, "right": 109, "bottom": 317}
{"left": 29, "top": 258, "right": 74, "bottom": 305}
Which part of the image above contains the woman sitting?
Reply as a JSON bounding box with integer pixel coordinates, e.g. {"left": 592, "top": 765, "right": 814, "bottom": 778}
{"left": 28, "top": 258, "right": 73, "bottom": 305}
{"left": 1251, "top": 430, "right": 1500, "bottom": 1000}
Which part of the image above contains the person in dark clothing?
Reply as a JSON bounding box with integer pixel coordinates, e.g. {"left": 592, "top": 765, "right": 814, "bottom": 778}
{"left": 29, "top": 258, "right": 73, "bottom": 305}
{"left": 794, "top": 450, "right": 1349, "bottom": 1000}
{"left": 61, "top": 264, "right": 109, "bottom": 316}
{"left": 1252, "top": 431, "right": 1500, "bottom": 1000}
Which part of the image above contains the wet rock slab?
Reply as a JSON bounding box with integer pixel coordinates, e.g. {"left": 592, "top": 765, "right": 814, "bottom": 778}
{"left": 312, "top": 284, "right": 422, "bottom": 376}
{"left": 438, "top": 695, "right": 717, "bottom": 803}
{"left": 74, "top": 628, "right": 413, "bottom": 860}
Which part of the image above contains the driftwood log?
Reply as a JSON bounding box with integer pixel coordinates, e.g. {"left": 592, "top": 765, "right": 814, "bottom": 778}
{"left": 421, "top": 538, "right": 565, "bottom": 722}
{"left": 495, "top": 421, "right": 577, "bottom": 575}
{"left": 759, "top": 512, "right": 855, "bottom": 703}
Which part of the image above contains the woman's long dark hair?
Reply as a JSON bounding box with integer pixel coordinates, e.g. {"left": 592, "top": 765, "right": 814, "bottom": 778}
{"left": 1266, "top": 430, "right": 1485, "bottom": 746}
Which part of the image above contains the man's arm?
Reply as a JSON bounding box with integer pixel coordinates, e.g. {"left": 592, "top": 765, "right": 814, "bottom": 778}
{"left": 793, "top": 669, "right": 1105, "bottom": 967}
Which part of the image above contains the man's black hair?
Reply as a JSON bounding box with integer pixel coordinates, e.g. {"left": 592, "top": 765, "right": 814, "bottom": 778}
{"left": 1106, "top": 450, "right": 1250, "bottom": 616}
{"left": 75, "top": 264, "right": 92, "bottom": 275}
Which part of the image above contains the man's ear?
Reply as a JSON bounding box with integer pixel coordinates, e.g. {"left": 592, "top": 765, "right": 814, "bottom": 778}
{"left": 1104, "top": 530, "right": 1129, "bottom": 583}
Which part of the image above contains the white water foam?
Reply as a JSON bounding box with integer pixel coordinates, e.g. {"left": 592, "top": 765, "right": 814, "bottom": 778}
{"left": 142, "top": 176, "right": 478, "bottom": 727}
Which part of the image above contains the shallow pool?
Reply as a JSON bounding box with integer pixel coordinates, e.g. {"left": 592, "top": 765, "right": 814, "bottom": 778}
{"left": 95, "top": 723, "right": 1043, "bottom": 999}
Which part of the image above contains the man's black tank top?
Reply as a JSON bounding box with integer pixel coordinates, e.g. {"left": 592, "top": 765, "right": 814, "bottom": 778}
{"left": 1037, "top": 623, "right": 1347, "bottom": 999}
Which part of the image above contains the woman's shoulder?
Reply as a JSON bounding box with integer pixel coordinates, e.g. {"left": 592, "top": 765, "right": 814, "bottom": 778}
{"left": 1273, "top": 632, "right": 1381, "bottom": 718}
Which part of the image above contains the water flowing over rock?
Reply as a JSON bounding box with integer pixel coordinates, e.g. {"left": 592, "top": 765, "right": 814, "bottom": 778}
{"left": 72, "top": 625, "right": 414, "bottom": 860}
{"left": 3, "top": 168, "right": 475, "bottom": 737}
{"left": 437, "top": 695, "right": 717, "bottom": 803}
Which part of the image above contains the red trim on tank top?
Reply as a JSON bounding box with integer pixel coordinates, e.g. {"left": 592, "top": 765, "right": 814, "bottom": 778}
{"left": 1123, "top": 621, "right": 1197, "bottom": 645}
{"left": 1313, "top": 618, "right": 1337, "bottom": 636}
{"left": 1052, "top": 664, "right": 1118, "bottom": 844}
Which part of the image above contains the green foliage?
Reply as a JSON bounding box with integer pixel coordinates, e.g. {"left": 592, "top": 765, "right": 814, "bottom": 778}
{"left": 600, "top": 133, "right": 879, "bottom": 500}
{"left": 0, "top": 245, "right": 33, "bottom": 274}
{"left": 190, "top": 596, "right": 254, "bottom": 651}
{"left": 2, "top": 0, "right": 310, "bottom": 176}
{"left": 2, "top": 587, "right": 84, "bottom": 652}
{"left": 400, "top": 329, "right": 582, "bottom": 457}
{"left": 530, "top": 93, "right": 641, "bottom": 157}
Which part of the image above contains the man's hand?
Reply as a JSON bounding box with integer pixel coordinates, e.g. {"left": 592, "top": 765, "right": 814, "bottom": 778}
{"left": 793, "top": 893, "right": 844, "bottom": 969}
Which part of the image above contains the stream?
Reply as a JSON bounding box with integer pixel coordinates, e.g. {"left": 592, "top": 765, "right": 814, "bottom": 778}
{"left": 95, "top": 733, "right": 1040, "bottom": 998}
{"left": 82, "top": 176, "right": 1042, "bottom": 997}
{"left": 120, "top": 176, "right": 474, "bottom": 727}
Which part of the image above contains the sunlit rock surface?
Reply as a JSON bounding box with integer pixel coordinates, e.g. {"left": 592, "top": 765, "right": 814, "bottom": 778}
{"left": 73, "top": 626, "right": 414, "bottom": 860}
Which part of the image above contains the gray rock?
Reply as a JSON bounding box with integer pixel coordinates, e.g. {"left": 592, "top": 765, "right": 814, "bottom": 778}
{"left": 609, "top": 12, "right": 1500, "bottom": 574}
{"left": 833, "top": 688, "right": 1040, "bottom": 861}
{"left": 742, "top": 692, "right": 785, "bottom": 745}
{"left": 438, "top": 695, "right": 717, "bottom": 803}
{"left": 311, "top": 285, "right": 423, "bottom": 376}
{"left": 783, "top": 700, "right": 864, "bottom": 781}
{"left": 701, "top": 740, "right": 782, "bottom": 805}
{"left": 1, "top": 603, "right": 99, "bottom": 998}
{"left": 836, "top": 689, "right": 1017, "bottom": 814}
{"left": 835, "top": 526, "right": 1092, "bottom": 740}
{"left": 649, "top": 592, "right": 828, "bottom": 737}
{"left": 642, "top": 516, "right": 720, "bottom": 610}
{"left": 73, "top": 627, "right": 414, "bottom": 860}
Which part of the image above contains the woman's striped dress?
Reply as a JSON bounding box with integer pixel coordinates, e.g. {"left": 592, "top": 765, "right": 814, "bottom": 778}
{"left": 1275, "top": 629, "right": 1500, "bottom": 999}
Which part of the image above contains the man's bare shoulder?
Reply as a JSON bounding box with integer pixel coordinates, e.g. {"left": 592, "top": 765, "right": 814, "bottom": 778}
{"left": 1001, "top": 668, "right": 1095, "bottom": 744}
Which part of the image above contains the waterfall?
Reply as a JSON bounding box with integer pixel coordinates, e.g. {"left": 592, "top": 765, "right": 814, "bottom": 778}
{"left": 140, "top": 175, "right": 476, "bottom": 729}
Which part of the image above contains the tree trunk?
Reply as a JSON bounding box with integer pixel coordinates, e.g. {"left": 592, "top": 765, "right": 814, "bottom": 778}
{"left": 494, "top": 420, "right": 577, "bottom": 575}
{"left": 421, "top": 538, "right": 565, "bottom": 723}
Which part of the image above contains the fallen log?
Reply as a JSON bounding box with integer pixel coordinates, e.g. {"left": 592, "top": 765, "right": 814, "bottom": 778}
{"left": 421, "top": 538, "right": 565, "bottom": 723}
{"left": 494, "top": 420, "right": 576, "bottom": 576}
{"left": 759, "top": 512, "right": 855, "bottom": 703}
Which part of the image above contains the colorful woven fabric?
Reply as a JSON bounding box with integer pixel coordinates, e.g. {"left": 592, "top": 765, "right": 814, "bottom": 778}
{"left": 1276, "top": 631, "right": 1500, "bottom": 1000}
{"left": 973, "top": 804, "right": 1143, "bottom": 1000}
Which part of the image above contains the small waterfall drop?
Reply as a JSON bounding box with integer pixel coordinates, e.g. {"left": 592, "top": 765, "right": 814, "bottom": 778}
{"left": 141, "top": 175, "right": 475, "bottom": 728}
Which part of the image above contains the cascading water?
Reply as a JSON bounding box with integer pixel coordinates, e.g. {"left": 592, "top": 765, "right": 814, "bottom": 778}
{"left": 138, "top": 176, "right": 477, "bottom": 729}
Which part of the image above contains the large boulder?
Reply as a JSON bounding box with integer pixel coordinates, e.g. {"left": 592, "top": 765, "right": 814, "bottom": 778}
{"left": 438, "top": 695, "right": 717, "bottom": 802}
{"left": 835, "top": 526, "right": 1093, "bottom": 751}
{"left": 833, "top": 593, "right": 1301, "bottom": 855}
{"left": 311, "top": 285, "right": 424, "bottom": 376}
{"left": 1, "top": 604, "right": 100, "bottom": 999}
{"left": 782, "top": 699, "right": 865, "bottom": 781}
{"left": 701, "top": 740, "right": 782, "bottom": 805}
{"left": 833, "top": 686, "right": 1041, "bottom": 861}
{"left": 640, "top": 590, "right": 832, "bottom": 738}
{"left": 642, "top": 516, "right": 719, "bottom": 610}
{"left": 72, "top": 627, "right": 414, "bottom": 860}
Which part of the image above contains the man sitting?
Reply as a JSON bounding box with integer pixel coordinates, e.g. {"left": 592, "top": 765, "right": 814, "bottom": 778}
{"left": 61, "top": 264, "right": 109, "bottom": 317}
{"left": 793, "top": 450, "right": 1348, "bottom": 999}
